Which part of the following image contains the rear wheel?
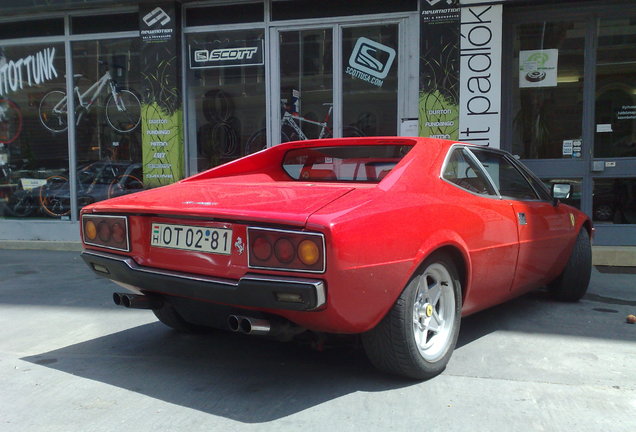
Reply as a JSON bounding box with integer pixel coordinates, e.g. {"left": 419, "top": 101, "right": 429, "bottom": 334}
{"left": 548, "top": 228, "right": 592, "bottom": 301}
{"left": 362, "top": 253, "right": 462, "bottom": 380}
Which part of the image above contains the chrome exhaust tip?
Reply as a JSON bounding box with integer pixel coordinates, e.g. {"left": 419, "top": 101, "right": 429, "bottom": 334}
{"left": 113, "top": 292, "right": 162, "bottom": 310}
{"left": 227, "top": 315, "right": 240, "bottom": 332}
{"left": 239, "top": 317, "right": 271, "bottom": 335}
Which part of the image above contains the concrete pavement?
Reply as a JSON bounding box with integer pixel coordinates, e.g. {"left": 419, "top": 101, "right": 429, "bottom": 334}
{"left": 0, "top": 249, "right": 635, "bottom": 431}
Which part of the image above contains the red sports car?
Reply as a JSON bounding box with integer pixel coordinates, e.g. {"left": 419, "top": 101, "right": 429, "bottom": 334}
{"left": 80, "top": 137, "right": 592, "bottom": 379}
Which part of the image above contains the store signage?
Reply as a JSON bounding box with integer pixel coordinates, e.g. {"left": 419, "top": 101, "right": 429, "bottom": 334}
{"left": 139, "top": 2, "right": 183, "bottom": 188}
{"left": 189, "top": 40, "right": 264, "bottom": 69}
{"left": 345, "top": 37, "right": 396, "bottom": 87}
{"left": 519, "top": 49, "right": 558, "bottom": 88}
{"left": 0, "top": 48, "right": 57, "bottom": 97}
{"left": 140, "top": 6, "right": 174, "bottom": 43}
{"left": 419, "top": 0, "right": 460, "bottom": 139}
{"left": 458, "top": 5, "right": 502, "bottom": 148}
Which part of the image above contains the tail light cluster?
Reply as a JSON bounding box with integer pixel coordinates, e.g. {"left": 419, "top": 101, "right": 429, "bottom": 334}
{"left": 248, "top": 227, "right": 325, "bottom": 273}
{"left": 82, "top": 214, "right": 129, "bottom": 252}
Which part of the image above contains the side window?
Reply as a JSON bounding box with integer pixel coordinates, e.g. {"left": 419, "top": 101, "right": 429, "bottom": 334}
{"left": 442, "top": 148, "right": 496, "bottom": 195}
{"left": 470, "top": 149, "right": 539, "bottom": 200}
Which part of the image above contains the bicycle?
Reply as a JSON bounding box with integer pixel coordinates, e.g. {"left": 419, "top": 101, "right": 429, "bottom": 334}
{"left": 245, "top": 101, "right": 364, "bottom": 154}
{"left": 0, "top": 98, "right": 23, "bottom": 144}
{"left": 38, "top": 63, "right": 141, "bottom": 134}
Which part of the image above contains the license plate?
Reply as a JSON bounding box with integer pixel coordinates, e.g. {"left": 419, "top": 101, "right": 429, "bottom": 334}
{"left": 151, "top": 223, "right": 232, "bottom": 255}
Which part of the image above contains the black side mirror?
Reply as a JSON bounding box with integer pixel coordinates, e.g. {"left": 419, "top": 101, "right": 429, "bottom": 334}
{"left": 551, "top": 183, "right": 571, "bottom": 206}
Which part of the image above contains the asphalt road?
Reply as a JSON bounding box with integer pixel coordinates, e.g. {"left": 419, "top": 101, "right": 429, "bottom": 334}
{"left": 1, "top": 249, "right": 635, "bottom": 431}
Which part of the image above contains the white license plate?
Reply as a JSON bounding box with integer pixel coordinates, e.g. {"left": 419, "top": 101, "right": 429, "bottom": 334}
{"left": 151, "top": 223, "right": 232, "bottom": 255}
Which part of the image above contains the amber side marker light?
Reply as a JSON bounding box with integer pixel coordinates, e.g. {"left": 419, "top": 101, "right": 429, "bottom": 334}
{"left": 248, "top": 228, "right": 325, "bottom": 273}
{"left": 82, "top": 214, "right": 129, "bottom": 252}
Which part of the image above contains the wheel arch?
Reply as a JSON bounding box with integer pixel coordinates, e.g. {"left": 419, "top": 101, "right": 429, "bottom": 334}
{"left": 409, "top": 236, "right": 471, "bottom": 306}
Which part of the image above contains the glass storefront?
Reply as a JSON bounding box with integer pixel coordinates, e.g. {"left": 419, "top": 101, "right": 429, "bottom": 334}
{"left": 186, "top": 29, "right": 266, "bottom": 172}
{"left": 510, "top": 21, "right": 585, "bottom": 160}
{"left": 0, "top": 16, "right": 142, "bottom": 222}
{"left": 0, "top": 42, "right": 69, "bottom": 219}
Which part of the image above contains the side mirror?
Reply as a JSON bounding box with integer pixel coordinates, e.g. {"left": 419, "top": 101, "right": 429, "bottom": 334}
{"left": 551, "top": 183, "right": 571, "bottom": 205}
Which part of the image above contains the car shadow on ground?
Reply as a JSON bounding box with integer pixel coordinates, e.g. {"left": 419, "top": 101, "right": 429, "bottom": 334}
{"left": 22, "top": 322, "right": 414, "bottom": 423}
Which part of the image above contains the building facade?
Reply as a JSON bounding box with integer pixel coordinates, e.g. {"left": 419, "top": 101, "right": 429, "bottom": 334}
{"left": 0, "top": 0, "right": 634, "bottom": 246}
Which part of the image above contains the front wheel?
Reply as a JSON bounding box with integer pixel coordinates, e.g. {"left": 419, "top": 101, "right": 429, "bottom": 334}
{"left": 362, "top": 253, "right": 462, "bottom": 380}
{"left": 548, "top": 228, "right": 592, "bottom": 302}
{"left": 106, "top": 89, "right": 141, "bottom": 133}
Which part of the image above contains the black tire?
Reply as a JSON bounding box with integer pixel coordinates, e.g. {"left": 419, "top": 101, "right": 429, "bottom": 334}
{"left": 152, "top": 302, "right": 202, "bottom": 333}
{"left": 105, "top": 89, "right": 141, "bottom": 133}
{"left": 548, "top": 229, "right": 592, "bottom": 302}
{"left": 202, "top": 90, "right": 233, "bottom": 123}
{"left": 362, "top": 253, "right": 462, "bottom": 380}
{"left": 39, "top": 89, "right": 68, "bottom": 133}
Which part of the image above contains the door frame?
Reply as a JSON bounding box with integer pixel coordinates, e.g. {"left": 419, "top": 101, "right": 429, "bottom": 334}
{"left": 267, "top": 12, "right": 418, "bottom": 147}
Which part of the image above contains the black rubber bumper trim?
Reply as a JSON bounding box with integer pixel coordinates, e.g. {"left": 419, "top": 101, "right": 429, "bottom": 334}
{"left": 81, "top": 250, "right": 326, "bottom": 311}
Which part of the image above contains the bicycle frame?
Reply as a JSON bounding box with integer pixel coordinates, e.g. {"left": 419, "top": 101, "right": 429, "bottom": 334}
{"left": 51, "top": 71, "right": 115, "bottom": 125}
{"left": 281, "top": 103, "right": 333, "bottom": 140}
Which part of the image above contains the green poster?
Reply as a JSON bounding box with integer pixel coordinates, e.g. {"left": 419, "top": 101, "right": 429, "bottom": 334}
{"left": 139, "top": 3, "right": 183, "bottom": 188}
{"left": 419, "top": 1, "right": 460, "bottom": 140}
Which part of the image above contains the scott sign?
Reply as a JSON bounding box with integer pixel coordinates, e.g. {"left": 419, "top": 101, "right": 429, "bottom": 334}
{"left": 189, "top": 41, "right": 264, "bottom": 69}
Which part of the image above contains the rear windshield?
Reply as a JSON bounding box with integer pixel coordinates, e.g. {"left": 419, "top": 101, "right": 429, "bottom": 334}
{"left": 282, "top": 145, "right": 412, "bottom": 182}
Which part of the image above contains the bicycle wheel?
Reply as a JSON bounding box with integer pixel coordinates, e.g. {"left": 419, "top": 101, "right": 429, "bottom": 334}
{"left": 5, "top": 191, "right": 36, "bottom": 217}
{"left": 39, "top": 175, "right": 71, "bottom": 218}
{"left": 0, "top": 99, "right": 23, "bottom": 144}
{"left": 38, "top": 90, "right": 68, "bottom": 133}
{"left": 108, "top": 174, "right": 144, "bottom": 199}
{"left": 106, "top": 89, "right": 141, "bottom": 133}
{"left": 245, "top": 129, "right": 267, "bottom": 155}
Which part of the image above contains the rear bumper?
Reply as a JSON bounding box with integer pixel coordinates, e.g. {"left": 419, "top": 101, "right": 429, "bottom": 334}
{"left": 81, "top": 250, "right": 326, "bottom": 311}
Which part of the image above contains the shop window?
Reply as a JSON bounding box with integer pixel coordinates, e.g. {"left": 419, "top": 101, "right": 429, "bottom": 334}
{"left": 0, "top": 18, "right": 64, "bottom": 39}
{"left": 71, "top": 13, "right": 139, "bottom": 35}
{"left": 511, "top": 21, "right": 585, "bottom": 159}
{"left": 277, "top": 29, "right": 333, "bottom": 143}
{"left": 0, "top": 43, "right": 69, "bottom": 219}
{"left": 185, "top": 3, "right": 264, "bottom": 26}
{"left": 271, "top": 0, "right": 416, "bottom": 21}
{"left": 342, "top": 25, "right": 398, "bottom": 137}
{"left": 186, "top": 29, "right": 266, "bottom": 172}
{"left": 594, "top": 16, "right": 636, "bottom": 158}
{"left": 593, "top": 178, "right": 636, "bottom": 225}
{"left": 70, "top": 38, "right": 142, "bottom": 217}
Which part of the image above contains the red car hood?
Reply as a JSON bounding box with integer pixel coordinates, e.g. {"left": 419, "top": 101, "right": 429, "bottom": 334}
{"left": 84, "top": 180, "right": 356, "bottom": 226}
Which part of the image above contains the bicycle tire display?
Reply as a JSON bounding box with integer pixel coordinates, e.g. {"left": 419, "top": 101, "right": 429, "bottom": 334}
{"left": 202, "top": 90, "right": 233, "bottom": 123}
{"left": 38, "top": 90, "right": 68, "bottom": 133}
{"left": 39, "top": 175, "right": 71, "bottom": 218}
{"left": 0, "top": 99, "right": 23, "bottom": 144}
{"left": 106, "top": 89, "right": 141, "bottom": 133}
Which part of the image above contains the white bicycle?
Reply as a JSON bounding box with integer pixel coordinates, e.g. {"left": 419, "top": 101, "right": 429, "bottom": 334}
{"left": 39, "top": 64, "right": 141, "bottom": 134}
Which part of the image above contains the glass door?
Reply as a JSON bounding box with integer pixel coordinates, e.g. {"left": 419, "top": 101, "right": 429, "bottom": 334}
{"left": 268, "top": 20, "right": 405, "bottom": 147}
{"left": 505, "top": 4, "right": 636, "bottom": 245}
{"left": 592, "top": 16, "right": 636, "bottom": 239}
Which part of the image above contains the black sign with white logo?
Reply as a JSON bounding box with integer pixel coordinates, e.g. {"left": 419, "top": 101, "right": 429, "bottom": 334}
{"left": 140, "top": 5, "right": 175, "bottom": 43}
{"left": 189, "top": 40, "right": 264, "bottom": 69}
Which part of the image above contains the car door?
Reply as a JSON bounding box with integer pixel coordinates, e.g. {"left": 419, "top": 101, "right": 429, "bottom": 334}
{"left": 469, "top": 148, "right": 575, "bottom": 294}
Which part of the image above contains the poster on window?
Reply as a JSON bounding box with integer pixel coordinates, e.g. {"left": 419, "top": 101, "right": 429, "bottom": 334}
{"left": 519, "top": 49, "right": 558, "bottom": 88}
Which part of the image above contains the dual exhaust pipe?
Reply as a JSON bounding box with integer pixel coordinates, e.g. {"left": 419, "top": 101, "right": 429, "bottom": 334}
{"left": 227, "top": 314, "right": 271, "bottom": 336}
{"left": 113, "top": 292, "right": 162, "bottom": 310}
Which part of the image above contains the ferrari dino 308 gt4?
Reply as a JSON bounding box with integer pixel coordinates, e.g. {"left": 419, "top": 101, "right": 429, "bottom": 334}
{"left": 80, "top": 137, "right": 592, "bottom": 379}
